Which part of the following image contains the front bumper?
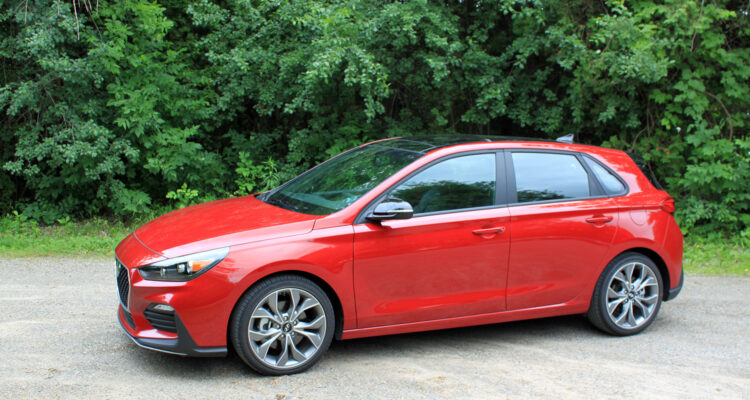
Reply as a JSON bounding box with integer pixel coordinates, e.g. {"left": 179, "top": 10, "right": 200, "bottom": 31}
{"left": 118, "top": 305, "right": 226, "bottom": 357}
{"left": 115, "top": 233, "right": 236, "bottom": 356}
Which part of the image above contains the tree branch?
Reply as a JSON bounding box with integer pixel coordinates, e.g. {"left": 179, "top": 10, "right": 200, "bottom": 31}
{"left": 73, "top": 0, "right": 80, "bottom": 40}
{"left": 696, "top": 89, "right": 734, "bottom": 141}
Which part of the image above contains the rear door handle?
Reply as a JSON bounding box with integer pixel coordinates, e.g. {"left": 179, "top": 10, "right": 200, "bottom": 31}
{"left": 585, "top": 215, "right": 614, "bottom": 224}
{"left": 472, "top": 227, "right": 505, "bottom": 236}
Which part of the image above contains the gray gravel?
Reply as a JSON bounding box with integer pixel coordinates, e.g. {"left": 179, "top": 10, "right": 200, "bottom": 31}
{"left": 1, "top": 257, "right": 748, "bottom": 399}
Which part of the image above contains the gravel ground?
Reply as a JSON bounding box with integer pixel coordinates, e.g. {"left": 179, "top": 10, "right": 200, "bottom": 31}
{"left": 0, "top": 257, "right": 748, "bottom": 399}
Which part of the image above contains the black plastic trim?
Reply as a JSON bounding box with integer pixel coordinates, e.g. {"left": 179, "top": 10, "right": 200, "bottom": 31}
{"left": 494, "top": 152, "right": 506, "bottom": 205}
{"left": 115, "top": 258, "right": 130, "bottom": 310}
{"left": 576, "top": 153, "right": 605, "bottom": 197}
{"left": 118, "top": 307, "right": 227, "bottom": 357}
{"left": 503, "top": 149, "right": 518, "bottom": 203}
{"left": 122, "top": 309, "right": 135, "bottom": 329}
{"left": 665, "top": 270, "right": 684, "bottom": 302}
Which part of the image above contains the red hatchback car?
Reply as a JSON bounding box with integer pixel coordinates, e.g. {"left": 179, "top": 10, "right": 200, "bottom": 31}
{"left": 116, "top": 135, "right": 683, "bottom": 375}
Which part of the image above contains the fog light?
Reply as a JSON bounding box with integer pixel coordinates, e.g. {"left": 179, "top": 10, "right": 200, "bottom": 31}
{"left": 151, "top": 304, "right": 174, "bottom": 313}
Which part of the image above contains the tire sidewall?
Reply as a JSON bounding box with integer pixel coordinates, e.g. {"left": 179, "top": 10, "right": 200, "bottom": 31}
{"left": 595, "top": 253, "right": 664, "bottom": 336}
{"left": 232, "top": 276, "right": 335, "bottom": 375}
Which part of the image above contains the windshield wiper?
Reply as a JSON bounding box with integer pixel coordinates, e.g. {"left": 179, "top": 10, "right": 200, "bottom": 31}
{"left": 265, "top": 195, "right": 300, "bottom": 213}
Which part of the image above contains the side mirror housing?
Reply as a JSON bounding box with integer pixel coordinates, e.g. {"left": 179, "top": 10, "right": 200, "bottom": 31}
{"left": 367, "top": 198, "right": 414, "bottom": 222}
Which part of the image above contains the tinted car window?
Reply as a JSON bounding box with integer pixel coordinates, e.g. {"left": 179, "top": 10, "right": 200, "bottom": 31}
{"left": 512, "top": 152, "right": 589, "bottom": 202}
{"left": 583, "top": 156, "right": 626, "bottom": 195}
{"left": 390, "top": 154, "right": 496, "bottom": 214}
{"left": 264, "top": 145, "right": 422, "bottom": 215}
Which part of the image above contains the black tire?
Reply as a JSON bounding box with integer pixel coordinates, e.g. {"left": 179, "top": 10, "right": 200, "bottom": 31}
{"left": 587, "top": 252, "right": 663, "bottom": 336}
{"left": 230, "top": 274, "right": 335, "bottom": 375}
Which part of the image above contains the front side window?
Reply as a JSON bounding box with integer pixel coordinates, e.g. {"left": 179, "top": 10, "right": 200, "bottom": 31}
{"left": 389, "top": 153, "right": 496, "bottom": 214}
{"left": 263, "top": 145, "right": 422, "bottom": 215}
{"left": 512, "top": 152, "right": 589, "bottom": 203}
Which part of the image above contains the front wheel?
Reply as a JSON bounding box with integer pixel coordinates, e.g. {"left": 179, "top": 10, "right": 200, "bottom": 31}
{"left": 588, "top": 252, "right": 663, "bottom": 336}
{"left": 230, "top": 275, "right": 335, "bottom": 375}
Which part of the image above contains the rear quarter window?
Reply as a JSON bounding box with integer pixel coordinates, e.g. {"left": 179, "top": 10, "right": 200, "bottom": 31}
{"left": 583, "top": 156, "right": 627, "bottom": 195}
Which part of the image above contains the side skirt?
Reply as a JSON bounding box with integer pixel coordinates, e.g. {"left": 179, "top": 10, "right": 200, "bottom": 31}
{"left": 340, "top": 301, "right": 589, "bottom": 340}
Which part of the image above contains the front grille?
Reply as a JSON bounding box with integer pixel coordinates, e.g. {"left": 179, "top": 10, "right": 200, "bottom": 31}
{"left": 116, "top": 260, "right": 129, "bottom": 308}
{"left": 144, "top": 308, "right": 178, "bottom": 333}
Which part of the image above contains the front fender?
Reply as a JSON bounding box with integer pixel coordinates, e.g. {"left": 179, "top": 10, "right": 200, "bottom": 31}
{"left": 222, "top": 225, "right": 356, "bottom": 334}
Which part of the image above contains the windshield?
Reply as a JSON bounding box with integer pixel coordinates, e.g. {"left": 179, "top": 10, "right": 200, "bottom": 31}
{"left": 261, "top": 144, "right": 423, "bottom": 215}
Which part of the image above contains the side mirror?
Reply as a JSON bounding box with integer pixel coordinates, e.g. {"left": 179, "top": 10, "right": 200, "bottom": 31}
{"left": 367, "top": 198, "right": 414, "bottom": 222}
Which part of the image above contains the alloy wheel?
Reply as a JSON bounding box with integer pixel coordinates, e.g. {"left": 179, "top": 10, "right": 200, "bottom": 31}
{"left": 605, "top": 262, "right": 660, "bottom": 330}
{"left": 247, "top": 288, "right": 327, "bottom": 369}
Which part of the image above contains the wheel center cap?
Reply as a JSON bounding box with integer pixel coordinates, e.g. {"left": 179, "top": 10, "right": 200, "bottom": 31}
{"left": 283, "top": 323, "right": 293, "bottom": 332}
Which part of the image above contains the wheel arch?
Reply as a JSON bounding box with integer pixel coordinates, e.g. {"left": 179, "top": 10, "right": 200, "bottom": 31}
{"left": 227, "top": 269, "right": 346, "bottom": 344}
{"left": 614, "top": 247, "right": 671, "bottom": 300}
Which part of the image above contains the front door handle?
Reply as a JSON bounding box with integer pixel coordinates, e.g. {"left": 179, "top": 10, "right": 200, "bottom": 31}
{"left": 472, "top": 227, "right": 505, "bottom": 236}
{"left": 585, "top": 215, "right": 614, "bottom": 224}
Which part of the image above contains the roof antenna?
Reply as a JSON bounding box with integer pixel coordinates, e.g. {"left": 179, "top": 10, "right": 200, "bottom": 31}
{"left": 556, "top": 134, "right": 574, "bottom": 144}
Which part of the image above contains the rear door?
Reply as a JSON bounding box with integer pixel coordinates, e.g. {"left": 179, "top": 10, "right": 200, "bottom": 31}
{"left": 353, "top": 152, "right": 511, "bottom": 328}
{"left": 505, "top": 150, "right": 620, "bottom": 310}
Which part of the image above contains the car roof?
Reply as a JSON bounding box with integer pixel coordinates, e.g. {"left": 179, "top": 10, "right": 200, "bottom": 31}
{"left": 365, "top": 135, "right": 561, "bottom": 154}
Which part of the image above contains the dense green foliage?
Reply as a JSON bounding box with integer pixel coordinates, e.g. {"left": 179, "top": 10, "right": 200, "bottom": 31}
{"left": 1, "top": 0, "right": 748, "bottom": 236}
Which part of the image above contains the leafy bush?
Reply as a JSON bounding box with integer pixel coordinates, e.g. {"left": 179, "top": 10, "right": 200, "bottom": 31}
{"left": 166, "top": 183, "right": 200, "bottom": 209}
{"left": 0, "top": 0, "right": 747, "bottom": 235}
{"left": 235, "top": 154, "right": 281, "bottom": 196}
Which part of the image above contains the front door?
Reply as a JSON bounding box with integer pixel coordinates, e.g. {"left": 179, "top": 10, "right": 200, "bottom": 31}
{"left": 353, "top": 153, "right": 510, "bottom": 328}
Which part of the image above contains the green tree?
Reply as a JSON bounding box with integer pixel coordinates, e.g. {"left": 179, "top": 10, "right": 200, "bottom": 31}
{"left": 1, "top": 0, "right": 747, "bottom": 235}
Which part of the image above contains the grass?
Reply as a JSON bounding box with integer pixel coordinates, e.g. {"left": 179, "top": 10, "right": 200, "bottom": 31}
{"left": 0, "top": 215, "right": 136, "bottom": 258}
{"left": 0, "top": 214, "right": 748, "bottom": 276}
{"left": 683, "top": 239, "right": 750, "bottom": 276}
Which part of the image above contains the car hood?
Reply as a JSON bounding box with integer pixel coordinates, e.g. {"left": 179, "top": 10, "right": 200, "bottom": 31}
{"left": 134, "top": 195, "right": 317, "bottom": 258}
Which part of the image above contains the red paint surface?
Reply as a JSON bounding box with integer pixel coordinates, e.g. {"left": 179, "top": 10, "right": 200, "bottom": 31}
{"left": 506, "top": 198, "right": 619, "bottom": 310}
{"left": 134, "top": 195, "right": 317, "bottom": 258}
{"left": 353, "top": 207, "right": 510, "bottom": 328}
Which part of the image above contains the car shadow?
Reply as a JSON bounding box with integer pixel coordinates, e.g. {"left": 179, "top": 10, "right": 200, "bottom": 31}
{"left": 121, "top": 314, "right": 599, "bottom": 378}
{"left": 329, "top": 314, "right": 597, "bottom": 357}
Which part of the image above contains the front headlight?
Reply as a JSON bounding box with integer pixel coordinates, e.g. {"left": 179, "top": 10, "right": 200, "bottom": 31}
{"left": 139, "top": 247, "right": 229, "bottom": 281}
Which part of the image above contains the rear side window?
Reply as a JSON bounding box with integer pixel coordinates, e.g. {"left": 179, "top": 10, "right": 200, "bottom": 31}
{"left": 390, "top": 153, "right": 496, "bottom": 214}
{"left": 583, "top": 156, "right": 626, "bottom": 195}
{"left": 511, "top": 152, "right": 589, "bottom": 203}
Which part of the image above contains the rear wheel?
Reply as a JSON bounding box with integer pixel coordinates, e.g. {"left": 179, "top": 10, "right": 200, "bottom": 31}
{"left": 230, "top": 275, "right": 335, "bottom": 375}
{"left": 588, "top": 252, "right": 663, "bottom": 336}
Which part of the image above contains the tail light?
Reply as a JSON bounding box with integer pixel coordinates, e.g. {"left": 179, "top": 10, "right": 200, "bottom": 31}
{"left": 660, "top": 197, "right": 675, "bottom": 214}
